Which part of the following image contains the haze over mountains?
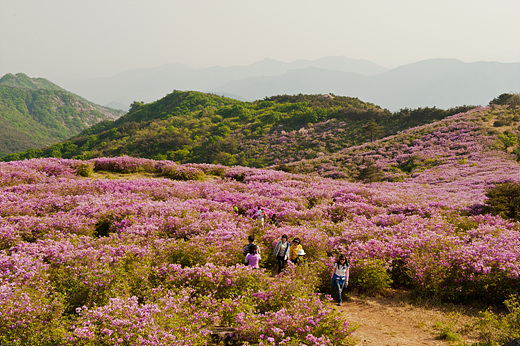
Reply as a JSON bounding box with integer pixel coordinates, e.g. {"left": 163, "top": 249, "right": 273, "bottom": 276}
{"left": 62, "top": 56, "right": 520, "bottom": 111}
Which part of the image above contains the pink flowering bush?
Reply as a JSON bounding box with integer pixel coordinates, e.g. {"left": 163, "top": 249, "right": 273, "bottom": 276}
{"left": 66, "top": 289, "right": 218, "bottom": 346}
{"left": 0, "top": 283, "right": 66, "bottom": 345}
{"left": 156, "top": 161, "right": 205, "bottom": 181}
{"left": 234, "top": 294, "right": 355, "bottom": 346}
{"left": 91, "top": 156, "right": 158, "bottom": 174}
{"left": 0, "top": 252, "right": 66, "bottom": 344}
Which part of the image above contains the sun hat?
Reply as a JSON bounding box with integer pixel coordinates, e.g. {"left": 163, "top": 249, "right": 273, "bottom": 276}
{"left": 297, "top": 249, "right": 306, "bottom": 256}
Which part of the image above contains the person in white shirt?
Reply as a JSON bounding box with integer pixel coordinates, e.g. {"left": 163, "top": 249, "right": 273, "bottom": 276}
{"left": 257, "top": 207, "right": 264, "bottom": 227}
{"left": 330, "top": 254, "right": 349, "bottom": 306}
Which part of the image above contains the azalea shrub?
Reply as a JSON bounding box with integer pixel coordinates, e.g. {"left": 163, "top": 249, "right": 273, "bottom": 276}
{"left": 477, "top": 295, "right": 520, "bottom": 345}
{"left": 350, "top": 258, "right": 393, "bottom": 296}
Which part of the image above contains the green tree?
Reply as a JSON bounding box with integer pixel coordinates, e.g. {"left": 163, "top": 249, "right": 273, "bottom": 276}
{"left": 498, "top": 132, "right": 518, "bottom": 151}
{"left": 129, "top": 101, "right": 145, "bottom": 113}
{"left": 264, "top": 111, "right": 281, "bottom": 124}
{"left": 489, "top": 93, "right": 520, "bottom": 115}
{"left": 357, "top": 161, "right": 382, "bottom": 183}
{"left": 489, "top": 93, "right": 514, "bottom": 106}
{"left": 484, "top": 182, "right": 520, "bottom": 221}
{"left": 509, "top": 94, "right": 520, "bottom": 115}
{"left": 49, "top": 143, "right": 63, "bottom": 158}
{"left": 363, "top": 120, "right": 384, "bottom": 142}
{"left": 85, "top": 135, "right": 99, "bottom": 150}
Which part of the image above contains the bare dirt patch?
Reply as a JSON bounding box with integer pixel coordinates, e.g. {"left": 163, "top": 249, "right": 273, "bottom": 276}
{"left": 336, "top": 290, "right": 481, "bottom": 346}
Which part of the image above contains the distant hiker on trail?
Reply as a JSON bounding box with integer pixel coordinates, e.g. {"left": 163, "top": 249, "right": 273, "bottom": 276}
{"left": 289, "top": 238, "right": 305, "bottom": 264}
{"left": 270, "top": 213, "right": 278, "bottom": 227}
{"left": 233, "top": 206, "right": 239, "bottom": 214}
{"left": 257, "top": 207, "right": 264, "bottom": 227}
{"left": 245, "top": 244, "right": 261, "bottom": 269}
{"left": 331, "top": 254, "right": 349, "bottom": 306}
{"left": 242, "top": 235, "right": 261, "bottom": 263}
{"left": 273, "top": 234, "right": 290, "bottom": 274}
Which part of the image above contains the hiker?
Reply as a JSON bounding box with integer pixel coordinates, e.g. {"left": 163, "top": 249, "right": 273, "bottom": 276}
{"left": 289, "top": 237, "right": 305, "bottom": 264}
{"left": 242, "top": 235, "right": 261, "bottom": 263}
{"left": 257, "top": 207, "right": 264, "bottom": 227}
{"left": 272, "top": 234, "right": 290, "bottom": 273}
{"left": 330, "top": 254, "right": 349, "bottom": 306}
{"left": 270, "top": 213, "right": 278, "bottom": 227}
{"left": 245, "top": 244, "right": 261, "bottom": 269}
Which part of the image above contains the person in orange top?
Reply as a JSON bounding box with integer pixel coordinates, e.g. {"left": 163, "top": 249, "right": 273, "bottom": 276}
{"left": 289, "top": 238, "right": 304, "bottom": 264}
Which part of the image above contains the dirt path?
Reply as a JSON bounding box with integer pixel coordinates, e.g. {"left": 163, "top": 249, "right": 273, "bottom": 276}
{"left": 335, "top": 291, "right": 480, "bottom": 346}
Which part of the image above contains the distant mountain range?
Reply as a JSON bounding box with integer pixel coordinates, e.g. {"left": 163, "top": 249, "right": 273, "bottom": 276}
{"left": 62, "top": 57, "right": 520, "bottom": 111}
{"left": 0, "top": 73, "right": 124, "bottom": 156}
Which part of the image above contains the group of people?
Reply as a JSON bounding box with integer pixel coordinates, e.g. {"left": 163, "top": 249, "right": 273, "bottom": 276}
{"left": 242, "top": 234, "right": 306, "bottom": 271}
{"left": 272, "top": 235, "right": 350, "bottom": 306}
{"left": 243, "top": 233, "right": 349, "bottom": 305}
{"left": 242, "top": 208, "right": 349, "bottom": 306}
{"left": 272, "top": 234, "right": 306, "bottom": 273}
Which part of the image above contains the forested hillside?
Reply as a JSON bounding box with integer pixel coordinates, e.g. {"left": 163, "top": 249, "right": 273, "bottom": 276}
{"left": 2, "top": 90, "right": 474, "bottom": 166}
{"left": 283, "top": 104, "right": 520, "bottom": 181}
{"left": 0, "top": 73, "right": 124, "bottom": 156}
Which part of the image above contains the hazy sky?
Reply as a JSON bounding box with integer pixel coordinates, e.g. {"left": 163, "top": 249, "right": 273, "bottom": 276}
{"left": 1, "top": 0, "right": 519, "bottom": 83}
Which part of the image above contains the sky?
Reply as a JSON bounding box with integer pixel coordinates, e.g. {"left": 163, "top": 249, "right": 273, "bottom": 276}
{"left": 1, "top": 0, "right": 519, "bottom": 84}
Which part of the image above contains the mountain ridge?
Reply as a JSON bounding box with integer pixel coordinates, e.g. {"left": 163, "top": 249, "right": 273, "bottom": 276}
{"left": 212, "top": 59, "right": 520, "bottom": 110}
{"left": 61, "top": 57, "right": 519, "bottom": 111}
{"left": 0, "top": 73, "right": 125, "bottom": 156}
{"left": 61, "top": 56, "right": 389, "bottom": 109}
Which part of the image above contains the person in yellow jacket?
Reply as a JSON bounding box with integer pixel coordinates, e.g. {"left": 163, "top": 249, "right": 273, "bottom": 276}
{"left": 289, "top": 238, "right": 305, "bottom": 264}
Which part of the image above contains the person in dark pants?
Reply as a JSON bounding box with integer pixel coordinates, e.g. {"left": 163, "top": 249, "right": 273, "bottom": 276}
{"left": 330, "top": 254, "right": 349, "bottom": 306}
{"left": 272, "top": 234, "right": 290, "bottom": 274}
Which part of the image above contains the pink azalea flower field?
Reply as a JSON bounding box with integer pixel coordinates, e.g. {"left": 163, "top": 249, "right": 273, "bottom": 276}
{"left": 1, "top": 107, "right": 520, "bottom": 345}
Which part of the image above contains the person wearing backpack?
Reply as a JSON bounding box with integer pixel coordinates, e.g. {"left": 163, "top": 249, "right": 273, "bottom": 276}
{"left": 330, "top": 254, "right": 349, "bottom": 306}
{"left": 242, "top": 235, "right": 261, "bottom": 263}
{"left": 245, "top": 244, "right": 261, "bottom": 269}
{"left": 272, "top": 234, "right": 290, "bottom": 274}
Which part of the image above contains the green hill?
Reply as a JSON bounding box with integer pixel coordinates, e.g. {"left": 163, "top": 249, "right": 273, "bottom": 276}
{"left": 0, "top": 73, "right": 125, "bottom": 156}
{"left": 283, "top": 105, "right": 520, "bottom": 180}
{"left": 0, "top": 72, "right": 67, "bottom": 91}
{"left": 2, "top": 89, "right": 474, "bottom": 165}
